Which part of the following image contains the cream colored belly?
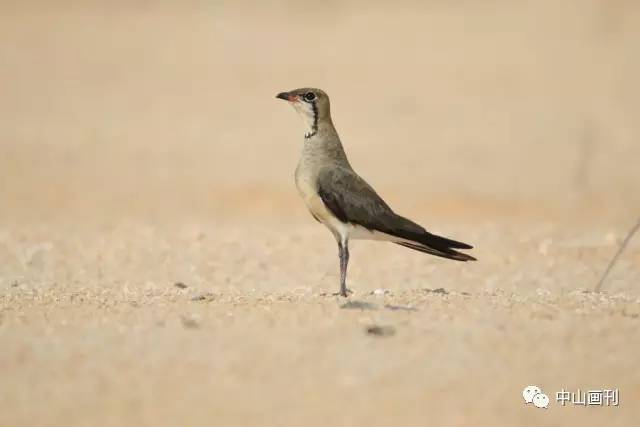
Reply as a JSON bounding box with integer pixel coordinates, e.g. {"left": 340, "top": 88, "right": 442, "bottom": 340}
{"left": 296, "top": 174, "right": 344, "bottom": 232}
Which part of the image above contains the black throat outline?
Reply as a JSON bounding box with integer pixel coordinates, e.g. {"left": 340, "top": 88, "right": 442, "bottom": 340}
{"left": 304, "top": 100, "right": 318, "bottom": 139}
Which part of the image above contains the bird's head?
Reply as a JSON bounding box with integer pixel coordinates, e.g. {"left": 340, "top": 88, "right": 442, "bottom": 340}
{"left": 276, "top": 88, "right": 331, "bottom": 139}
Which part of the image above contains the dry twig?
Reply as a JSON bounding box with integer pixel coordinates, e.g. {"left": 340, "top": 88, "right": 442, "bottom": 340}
{"left": 595, "top": 217, "right": 640, "bottom": 292}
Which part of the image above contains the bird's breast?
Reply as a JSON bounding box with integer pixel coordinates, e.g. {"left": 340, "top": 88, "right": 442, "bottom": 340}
{"left": 294, "top": 164, "right": 318, "bottom": 208}
{"left": 295, "top": 163, "right": 338, "bottom": 228}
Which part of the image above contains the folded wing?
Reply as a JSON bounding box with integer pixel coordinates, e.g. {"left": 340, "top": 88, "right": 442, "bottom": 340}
{"left": 317, "top": 167, "right": 476, "bottom": 261}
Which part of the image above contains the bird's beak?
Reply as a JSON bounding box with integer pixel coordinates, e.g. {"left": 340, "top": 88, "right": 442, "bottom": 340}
{"left": 276, "top": 92, "right": 299, "bottom": 102}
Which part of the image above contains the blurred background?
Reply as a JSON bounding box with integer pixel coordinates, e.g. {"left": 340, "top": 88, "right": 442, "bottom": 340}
{"left": 2, "top": 0, "right": 639, "bottom": 223}
{"left": 2, "top": 3, "right": 640, "bottom": 426}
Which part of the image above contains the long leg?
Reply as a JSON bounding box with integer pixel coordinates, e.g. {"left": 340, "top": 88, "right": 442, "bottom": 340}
{"left": 338, "top": 239, "right": 350, "bottom": 297}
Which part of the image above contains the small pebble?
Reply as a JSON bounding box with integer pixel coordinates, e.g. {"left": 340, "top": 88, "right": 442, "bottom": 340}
{"left": 366, "top": 325, "right": 396, "bottom": 337}
{"left": 181, "top": 316, "right": 200, "bottom": 329}
{"left": 191, "top": 293, "right": 215, "bottom": 302}
{"left": 424, "top": 288, "right": 448, "bottom": 295}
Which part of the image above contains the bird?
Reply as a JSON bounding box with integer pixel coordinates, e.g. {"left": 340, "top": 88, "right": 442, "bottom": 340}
{"left": 276, "top": 88, "right": 476, "bottom": 297}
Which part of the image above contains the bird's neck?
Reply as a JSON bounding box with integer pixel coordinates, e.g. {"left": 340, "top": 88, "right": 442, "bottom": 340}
{"left": 303, "top": 120, "right": 350, "bottom": 166}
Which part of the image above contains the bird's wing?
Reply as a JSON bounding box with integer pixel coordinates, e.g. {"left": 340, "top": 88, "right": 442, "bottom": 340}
{"left": 316, "top": 166, "right": 474, "bottom": 259}
{"left": 316, "top": 166, "right": 425, "bottom": 237}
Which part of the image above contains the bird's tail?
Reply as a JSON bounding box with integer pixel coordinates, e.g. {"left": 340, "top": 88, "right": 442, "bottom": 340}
{"left": 393, "top": 231, "right": 476, "bottom": 262}
{"left": 395, "top": 241, "right": 476, "bottom": 261}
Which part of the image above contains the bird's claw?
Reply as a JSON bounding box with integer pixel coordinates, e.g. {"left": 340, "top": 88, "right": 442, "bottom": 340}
{"left": 333, "top": 288, "right": 353, "bottom": 297}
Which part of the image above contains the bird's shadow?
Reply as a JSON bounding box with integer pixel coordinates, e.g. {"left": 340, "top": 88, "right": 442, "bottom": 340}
{"left": 384, "top": 304, "right": 418, "bottom": 312}
{"left": 336, "top": 287, "right": 462, "bottom": 312}
{"left": 340, "top": 300, "right": 378, "bottom": 310}
{"left": 339, "top": 300, "right": 420, "bottom": 312}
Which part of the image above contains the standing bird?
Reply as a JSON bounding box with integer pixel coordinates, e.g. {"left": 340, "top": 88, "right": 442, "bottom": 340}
{"left": 276, "top": 88, "right": 475, "bottom": 297}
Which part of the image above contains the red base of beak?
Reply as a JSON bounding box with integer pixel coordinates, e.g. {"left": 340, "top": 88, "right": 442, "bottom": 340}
{"left": 276, "top": 92, "right": 299, "bottom": 102}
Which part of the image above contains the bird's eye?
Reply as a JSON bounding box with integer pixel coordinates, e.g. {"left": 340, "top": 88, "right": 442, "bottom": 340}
{"left": 304, "top": 92, "right": 316, "bottom": 101}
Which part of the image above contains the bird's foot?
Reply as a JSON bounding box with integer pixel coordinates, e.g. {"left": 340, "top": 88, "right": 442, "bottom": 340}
{"left": 333, "top": 288, "right": 353, "bottom": 297}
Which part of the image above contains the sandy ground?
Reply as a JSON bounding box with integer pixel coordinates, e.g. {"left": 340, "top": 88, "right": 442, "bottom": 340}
{"left": 2, "top": 217, "right": 640, "bottom": 426}
{"left": 1, "top": 1, "right": 640, "bottom": 426}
